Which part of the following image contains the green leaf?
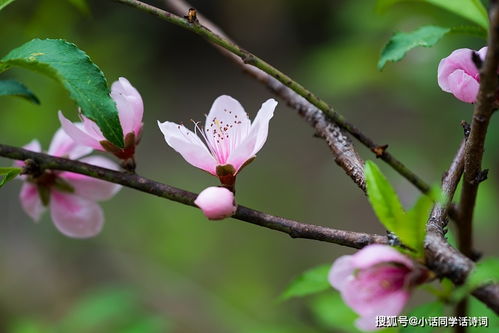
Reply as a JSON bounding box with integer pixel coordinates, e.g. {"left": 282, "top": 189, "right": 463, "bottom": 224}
{"left": 0, "top": 0, "right": 15, "bottom": 11}
{"left": 378, "top": 25, "right": 487, "bottom": 70}
{"left": 365, "top": 161, "right": 432, "bottom": 257}
{"left": 403, "top": 193, "right": 433, "bottom": 256}
{"left": 401, "top": 301, "right": 444, "bottom": 333}
{"left": 376, "top": 0, "right": 489, "bottom": 30}
{"left": 452, "top": 257, "right": 499, "bottom": 301}
{"left": 0, "top": 79, "right": 40, "bottom": 104}
{"left": 469, "top": 297, "right": 499, "bottom": 332}
{"left": 280, "top": 264, "right": 331, "bottom": 301}
{"left": 309, "top": 292, "right": 361, "bottom": 333}
{"left": 425, "top": 0, "right": 488, "bottom": 30}
{"left": 467, "top": 257, "right": 499, "bottom": 289}
{"left": 378, "top": 26, "right": 450, "bottom": 70}
{"left": 0, "top": 39, "right": 124, "bottom": 147}
{"left": 0, "top": 167, "right": 21, "bottom": 188}
{"left": 365, "top": 161, "right": 406, "bottom": 233}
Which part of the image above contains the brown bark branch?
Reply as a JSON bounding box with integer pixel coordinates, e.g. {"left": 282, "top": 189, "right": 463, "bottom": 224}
{"left": 425, "top": 141, "right": 499, "bottom": 314}
{"left": 0, "top": 143, "right": 387, "bottom": 248}
{"left": 113, "top": 0, "right": 432, "bottom": 197}
{"left": 457, "top": 2, "right": 499, "bottom": 259}
{"left": 164, "top": 0, "right": 366, "bottom": 191}
{"left": 167, "top": 0, "right": 497, "bottom": 313}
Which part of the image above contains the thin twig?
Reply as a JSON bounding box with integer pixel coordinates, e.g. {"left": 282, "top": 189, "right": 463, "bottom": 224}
{"left": 112, "top": 0, "right": 431, "bottom": 195}
{"left": 117, "top": 0, "right": 499, "bottom": 311}
{"left": 0, "top": 143, "right": 387, "bottom": 248}
{"left": 165, "top": 0, "right": 367, "bottom": 191}
{"left": 425, "top": 141, "right": 499, "bottom": 315}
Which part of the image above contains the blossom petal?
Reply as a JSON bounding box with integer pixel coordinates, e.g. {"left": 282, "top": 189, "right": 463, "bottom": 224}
{"left": 59, "top": 111, "right": 103, "bottom": 150}
{"left": 328, "top": 255, "right": 354, "bottom": 291}
{"left": 438, "top": 48, "right": 479, "bottom": 92}
{"left": 340, "top": 265, "right": 410, "bottom": 331}
{"left": 477, "top": 46, "right": 488, "bottom": 60}
{"left": 48, "top": 127, "right": 93, "bottom": 159}
{"left": 81, "top": 114, "right": 106, "bottom": 142}
{"left": 226, "top": 98, "right": 277, "bottom": 171}
{"left": 19, "top": 183, "right": 45, "bottom": 222}
{"left": 158, "top": 120, "right": 217, "bottom": 175}
{"left": 61, "top": 156, "right": 121, "bottom": 201}
{"left": 447, "top": 69, "right": 480, "bottom": 103}
{"left": 111, "top": 77, "right": 143, "bottom": 136}
{"left": 205, "top": 95, "right": 251, "bottom": 140}
{"left": 50, "top": 191, "right": 104, "bottom": 238}
{"left": 15, "top": 139, "right": 42, "bottom": 168}
{"left": 354, "top": 290, "right": 410, "bottom": 331}
{"left": 23, "top": 139, "right": 42, "bottom": 153}
{"left": 194, "top": 186, "right": 236, "bottom": 220}
{"left": 351, "top": 244, "right": 414, "bottom": 270}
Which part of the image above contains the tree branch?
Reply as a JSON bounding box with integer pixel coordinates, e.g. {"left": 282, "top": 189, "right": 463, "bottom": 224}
{"left": 0, "top": 143, "right": 387, "bottom": 248}
{"left": 457, "top": 1, "right": 499, "bottom": 259}
{"left": 164, "top": 0, "right": 367, "bottom": 191}
{"left": 114, "top": 0, "right": 499, "bottom": 310}
{"left": 112, "top": 0, "right": 431, "bottom": 195}
{"left": 425, "top": 141, "right": 499, "bottom": 314}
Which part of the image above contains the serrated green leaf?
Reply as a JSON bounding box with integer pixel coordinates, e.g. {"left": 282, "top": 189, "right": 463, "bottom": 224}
{"left": 365, "top": 161, "right": 406, "bottom": 233}
{"left": 0, "top": 167, "right": 21, "bottom": 188}
{"left": 280, "top": 264, "right": 331, "bottom": 301}
{"left": 0, "top": 0, "right": 15, "bottom": 11}
{"left": 378, "top": 26, "right": 450, "bottom": 70}
{"left": 378, "top": 24, "right": 486, "bottom": 70}
{"left": 0, "top": 79, "right": 40, "bottom": 104}
{"left": 376, "top": 0, "right": 489, "bottom": 30}
{"left": 0, "top": 39, "right": 124, "bottom": 147}
{"left": 401, "top": 301, "right": 444, "bottom": 333}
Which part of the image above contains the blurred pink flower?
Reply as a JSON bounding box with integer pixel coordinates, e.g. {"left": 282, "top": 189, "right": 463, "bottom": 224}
{"left": 17, "top": 128, "right": 121, "bottom": 238}
{"left": 328, "top": 244, "right": 428, "bottom": 331}
{"left": 438, "top": 47, "right": 487, "bottom": 103}
{"left": 194, "top": 186, "right": 236, "bottom": 220}
{"left": 158, "top": 95, "right": 277, "bottom": 187}
{"left": 58, "top": 77, "right": 143, "bottom": 161}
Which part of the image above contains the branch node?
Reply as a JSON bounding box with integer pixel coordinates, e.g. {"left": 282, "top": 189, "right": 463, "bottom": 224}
{"left": 241, "top": 52, "right": 255, "bottom": 64}
{"left": 473, "top": 169, "right": 489, "bottom": 184}
{"left": 461, "top": 120, "right": 471, "bottom": 139}
{"left": 372, "top": 144, "right": 389, "bottom": 158}
{"left": 21, "top": 159, "right": 43, "bottom": 178}
{"left": 184, "top": 8, "right": 198, "bottom": 24}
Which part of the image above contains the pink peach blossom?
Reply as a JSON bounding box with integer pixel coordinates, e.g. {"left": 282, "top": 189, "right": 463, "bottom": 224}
{"left": 194, "top": 186, "right": 236, "bottom": 220}
{"left": 17, "top": 128, "right": 121, "bottom": 238}
{"left": 158, "top": 95, "right": 277, "bottom": 186}
{"left": 329, "top": 244, "right": 428, "bottom": 331}
{"left": 437, "top": 47, "right": 487, "bottom": 103}
{"left": 58, "top": 77, "right": 143, "bottom": 160}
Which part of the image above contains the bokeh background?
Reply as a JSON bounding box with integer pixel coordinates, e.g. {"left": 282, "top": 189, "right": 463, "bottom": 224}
{"left": 0, "top": 0, "right": 498, "bottom": 332}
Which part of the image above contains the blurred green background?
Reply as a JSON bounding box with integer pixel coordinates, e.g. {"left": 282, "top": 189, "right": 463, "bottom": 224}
{"left": 0, "top": 0, "right": 498, "bottom": 332}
